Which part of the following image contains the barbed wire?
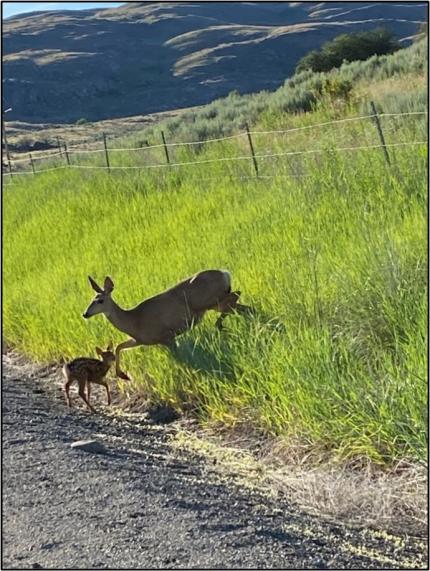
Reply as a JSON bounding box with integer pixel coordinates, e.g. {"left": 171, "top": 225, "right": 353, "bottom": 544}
{"left": 8, "top": 150, "right": 64, "bottom": 163}
{"left": 6, "top": 110, "right": 427, "bottom": 165}
{"left": 3, "top": 139, "right": 427, "bottom": 177}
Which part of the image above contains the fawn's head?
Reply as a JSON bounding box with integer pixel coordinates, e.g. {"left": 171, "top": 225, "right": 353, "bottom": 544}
{"left": 83, "top": 276, "right": 115, "bottom": 319}
{"left": 95, "top": 343, "right": 115, "bottom": 365}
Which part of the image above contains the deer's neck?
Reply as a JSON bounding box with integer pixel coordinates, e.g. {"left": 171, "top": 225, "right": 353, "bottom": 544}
{"left": 99, "top": 361, "right": 111, "bottom": 375}
{"left": 105, "top": 298, "right": 133, "bottom": 335}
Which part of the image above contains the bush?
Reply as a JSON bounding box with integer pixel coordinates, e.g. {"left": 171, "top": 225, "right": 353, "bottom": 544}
{"left": 296, "top": 28, "right": 402, "bottom": 73}
{"left": 321, "top": 77, "right": 353, "bottom": 102}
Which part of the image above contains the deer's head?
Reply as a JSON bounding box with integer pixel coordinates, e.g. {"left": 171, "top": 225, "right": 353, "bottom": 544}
{"left": 83, "top": 276, "right": 115, "bottom": 319}
{"left": 95, "top": 343, "right": 115, "bottom": 365}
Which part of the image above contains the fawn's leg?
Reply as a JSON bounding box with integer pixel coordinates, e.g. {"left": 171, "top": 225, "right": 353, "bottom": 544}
{"left": 102, "top": 382, "right": 111, "bottom": 406}
{"left": 86, "top": 382, "right": 91, "bottom": 405}
{"left": 115, "top": 338, "right": 141, "bottom": 380}
{"left": 64, "top": 379, "right": 73, "bottom": 407}
{"left": 77, "top": 378, "right": 95, "bottom": 413}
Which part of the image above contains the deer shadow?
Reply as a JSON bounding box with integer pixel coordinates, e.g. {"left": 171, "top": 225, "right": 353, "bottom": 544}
{"left": 168, "top": 336, "right": 235, "bottom": 380}
{"left": 166, "top": 305, "right": 287, "bottom": 379}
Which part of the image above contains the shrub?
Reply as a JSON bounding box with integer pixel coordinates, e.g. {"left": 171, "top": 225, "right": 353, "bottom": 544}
{"left": 296, "top": 28, "right": 402, "bottom": 73}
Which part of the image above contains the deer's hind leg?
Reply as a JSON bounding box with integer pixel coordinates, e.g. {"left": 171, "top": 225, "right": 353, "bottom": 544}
{"left": 214, "top": 290, "right": 253, "bottom": 331}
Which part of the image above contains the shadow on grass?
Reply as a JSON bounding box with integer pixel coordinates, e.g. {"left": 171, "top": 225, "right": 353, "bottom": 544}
{"left": 169, "top": 336, "right": 235, "bottom": 380}
{"left": 166, "top": 306, "right": 286, "bottom": 379}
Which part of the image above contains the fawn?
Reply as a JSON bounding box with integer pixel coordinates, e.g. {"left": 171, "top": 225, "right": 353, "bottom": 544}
{"left": 62, "top": 344, "right": 115, "bottom": 413}
{"left": 83, "top": 271, "right": 252, "bottom": 380}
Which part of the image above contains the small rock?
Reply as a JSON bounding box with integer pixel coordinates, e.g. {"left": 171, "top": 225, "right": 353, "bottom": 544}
{"left": 70, "top": 440, "right": 108, "bottom": 454}
{"left": 312, "top": 559, "right": 328, "bottom": 569}
{"left": 146, "top": 404, "right": 180, "bottom": 424}
{"left": 128, "top": 511, "right": 145, "bottom": 519}
{"left": 31, "top": 563, "right": 43, "bottom": 569}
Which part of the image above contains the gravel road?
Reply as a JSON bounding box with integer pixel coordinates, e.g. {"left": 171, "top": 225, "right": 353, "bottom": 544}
{"left": 2, "top": 353, "right": 427, "bottom": 570}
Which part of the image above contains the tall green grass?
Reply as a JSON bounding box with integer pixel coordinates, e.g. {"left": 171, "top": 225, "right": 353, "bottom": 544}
{"left": 3, "top": 128, "right": 427, "bottom": 464}
{"left": 3, "top": 38, "right": 428, "bottom": 464}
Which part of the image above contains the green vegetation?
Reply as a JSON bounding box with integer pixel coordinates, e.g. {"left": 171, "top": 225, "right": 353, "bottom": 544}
{"left": 3, "top": 40, "right": 427, "bottom": 466}
{"left": 115, "top": 38, "right": 426, "bottom": 148}
{"left": 296, "top": 28, "right": 401, "bottom": 74}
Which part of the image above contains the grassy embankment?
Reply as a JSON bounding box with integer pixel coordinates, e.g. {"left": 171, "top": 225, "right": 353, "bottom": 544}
{"left": 3, "top": 40, "right": 427, "bottom": 466}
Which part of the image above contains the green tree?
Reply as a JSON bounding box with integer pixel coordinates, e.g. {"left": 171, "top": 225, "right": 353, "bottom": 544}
{"left": 296, "top": 28, "right": 401, "bottom": 73}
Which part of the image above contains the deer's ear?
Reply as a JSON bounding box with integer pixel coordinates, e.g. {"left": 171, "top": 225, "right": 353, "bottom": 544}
{"left": 88, "top": 276, "right": 103, "bottom": 293}
{"left": 107, "top": 341, "right": 113, "bottom": 351}
{"left": 95, "top": 346, "right": 103, "bottom": 356}
{"left": 104, "top": 276, "right": 114, "bottom": 293}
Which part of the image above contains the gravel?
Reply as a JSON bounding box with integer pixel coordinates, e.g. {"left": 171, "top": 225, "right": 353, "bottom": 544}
{"left": 2, "top": 353, "right": 427, "bottom": 569}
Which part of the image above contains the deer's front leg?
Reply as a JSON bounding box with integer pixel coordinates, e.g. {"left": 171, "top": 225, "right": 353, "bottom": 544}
{"left": 115, "top": 338, "right": 141, "bottom": 380}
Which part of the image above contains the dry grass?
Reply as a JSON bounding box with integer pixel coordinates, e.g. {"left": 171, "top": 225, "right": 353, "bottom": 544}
{"left": 172, "top": 426, "right": 428, "bottom": 538}
{"left": 357, "top": 73, "right": 427, "bottom": 100}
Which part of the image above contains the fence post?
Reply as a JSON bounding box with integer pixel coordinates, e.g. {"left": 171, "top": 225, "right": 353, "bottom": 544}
{"left": 161, "top": 130, "right": 170, "bottom": 164}
{"left": 2, "top": 118, "right": 13, "bottom": 180}
{"left": 5, "top": 157, "right": 13, "bottom": 180}
{"left": 29, "top": 152, "right": 35, "bottom": 174}
{"left": 56, "top": 137, "right": 63, "bottom": 158}
{"left": 245, "top": 123, "right": 258, "bottom": 177}
{"left": 63, "top": 142, "right": 70, "bottom": 166}
{"left": 102, "top": 132, "right": 110, "bottom": 172}
{"left": 370, "top": 100, "right": 390, "bottom": 166}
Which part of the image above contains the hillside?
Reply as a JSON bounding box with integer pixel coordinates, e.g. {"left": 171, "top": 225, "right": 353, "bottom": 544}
{"left": 3, "top": 1, "right": 427, "bottom": 123}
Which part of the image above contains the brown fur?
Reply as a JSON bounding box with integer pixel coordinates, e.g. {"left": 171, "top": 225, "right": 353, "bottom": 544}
{"left": 83, "top": 271, "right": 252, "bottom": 380}
{"left": 62, "top": 345, "right": 115, "bottom": 412}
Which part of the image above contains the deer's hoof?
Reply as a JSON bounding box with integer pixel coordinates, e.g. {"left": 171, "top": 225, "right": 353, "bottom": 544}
{"left": 117, "top": 371, "right": 131, "bottom": 381}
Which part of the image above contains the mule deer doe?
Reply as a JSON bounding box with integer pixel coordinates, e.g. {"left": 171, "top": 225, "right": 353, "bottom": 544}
{"left": 83, "top": 270, "right": 251, "bottom": 380}
{"left": 63, "top": 344, "right": 115, "bottom": 412}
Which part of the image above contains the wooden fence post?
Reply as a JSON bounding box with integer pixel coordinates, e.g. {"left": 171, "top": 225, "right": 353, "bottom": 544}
{"left": 102, "top": 132, "right": 110, "bottom": 171}
{"left": 29, "top": 152, "right": 35, "bottom": 174}
{"left": 2, "top": 118, "right": 13, "bottom": 180}
{"left": 63, "top": 142, "right": 70, "bottom": 166}
{"left": 57, "top": 137, "right": 63, "bottom": 158}
{"left": 161, "top": 130, "right": 170, "bottom": 164}
{"left": 245, "top": 123, "right": 258, "bottom": 177}
{"left": 370, "top": 100, "right": 390, "bottom": 166}
{"left": 6, "top": 157, "right": 13, "bottom": 180}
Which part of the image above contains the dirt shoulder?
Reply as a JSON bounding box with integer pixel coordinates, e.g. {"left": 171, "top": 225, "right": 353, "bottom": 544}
{"left": 2, "top": 353, "right": 427, "bottom": 569}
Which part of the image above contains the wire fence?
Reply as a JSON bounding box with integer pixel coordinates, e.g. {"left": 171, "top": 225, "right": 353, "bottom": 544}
{"left": 2, "top": 105, "right": 428, "bottom": 184}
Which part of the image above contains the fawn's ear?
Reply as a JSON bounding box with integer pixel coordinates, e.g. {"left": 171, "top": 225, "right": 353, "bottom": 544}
{"left": 104, "top": 276, "right": 114, "bottom": 293}
{"left": 95, "top": 346, "right": 103, "bottom": 356}
{"left": 106, "top": 341, "right": 113, "bottom": 351}
{"left": 88, "top": 276, "right": 103, "bottom": 293}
